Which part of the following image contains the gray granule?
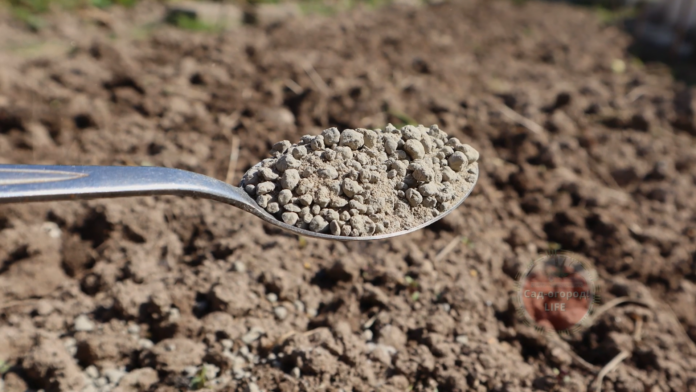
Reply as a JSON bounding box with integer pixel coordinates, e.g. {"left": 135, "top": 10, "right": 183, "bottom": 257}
{"left": 241, "top": 124, "right": 479, "bottom": 237}
{"left": 282, "top": 212, "right": 299, "bottom": 225}
{"left": 267, "top": 202, "right": 280, "bottom": 214}
{"left": 321, "top": 127, "right": 341, "bottom": 146}
{"left": 448, "top": 151, "right": 468, "bottom": 172}
{"left": 281, "top": 169, "right": 300, "bottom": 190}
{"left": 256, "top": 183, "right": 275, "bottom": 196}
{"left": 278, "top": 190, "right": 293, "bottom": 205}
{"left": 330, "top": 220, "right": 341, "bottom": 235}
{"left": 291, "top": 146, "right": 307, "bottom": 159}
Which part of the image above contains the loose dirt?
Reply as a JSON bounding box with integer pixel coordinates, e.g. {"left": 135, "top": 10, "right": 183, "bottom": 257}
{"left": 1, "top": 0, "right": 696, "bottom": 391}
{"left": 240, "top": 125, "right": 479, "bottom": 236}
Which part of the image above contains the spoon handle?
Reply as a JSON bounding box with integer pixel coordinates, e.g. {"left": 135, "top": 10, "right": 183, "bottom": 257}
{"left": 0, "top": 164, "right": 250, "bottom": 208}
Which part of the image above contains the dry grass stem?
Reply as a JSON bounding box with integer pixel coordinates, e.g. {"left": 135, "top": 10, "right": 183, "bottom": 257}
{"left": 225, "top": 135, "right": 240, "bottom": 185}
{"left": 496, "top": 104, "right": 543, "bottom": 134}
{"left": 434, "top": 235, "right": 463, "bottom": 263}
{"left": 592, "top": 350, "right": 630, "bottom": 392}
{"left": 303, "top": 62, "right": 329, "bottom": 95}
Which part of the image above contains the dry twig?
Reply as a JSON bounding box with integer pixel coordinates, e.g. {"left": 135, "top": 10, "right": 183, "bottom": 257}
{"left": 547, "top": 332, "right": 597, "bottom": 372}
{"left": 433, "top": 236, "right": 463, "bottom": 264}
{"left": 590, "top": 297, "right": 651, "bottom": 325}
{"left": 0, "top": 299, "right": 38, "bottom": 311}
{"left": 665, "top": 302, "right": 696, "bottom": 356}
{"left": 225, "top": 136, "right": 240, "bottom": 185}
{"left": 303, "top": 62, "right": 329, "bottom": 95}
{"left": 496, "top": 104, "right": 544, "bottom": 134}
{"left": 285, "top": 79, "right": 303, "bottom": 95}
{"left": 633, "top": 318, "right": 644, "bottom": 342}
{"left": 547, "top": 297, "right": 651, "bottom": 376}
{"left": 591, "top": 350, "right": 630, "bottom": 392}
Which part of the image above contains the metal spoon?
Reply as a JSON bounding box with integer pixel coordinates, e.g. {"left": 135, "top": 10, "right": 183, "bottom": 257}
{"left": 0, "top": 163, "right": 478, "bottom": 241}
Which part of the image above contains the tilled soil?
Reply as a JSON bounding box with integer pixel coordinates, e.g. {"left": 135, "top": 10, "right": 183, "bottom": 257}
{"left": 1, "top": 0, "right": 696, "bottom": 391}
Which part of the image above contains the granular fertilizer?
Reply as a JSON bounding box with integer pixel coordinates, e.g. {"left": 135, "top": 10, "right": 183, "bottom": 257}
{"left": 240, "top": 124, "right": 479, "bottom": 236}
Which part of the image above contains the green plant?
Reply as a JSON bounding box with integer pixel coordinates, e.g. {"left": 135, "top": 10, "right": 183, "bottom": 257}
{"left": 189, "top": 366, "right": 207, "bottom": 390}
{"left": 594, "top": 5, "right": 636, "bottom": 24}
{"left": 404, "top": 275, "right": 420, "bottom": 301}
{"left": 167, "top": 13, "right": 223, "bottom": 32}
{"left": 297, "top": 235, "right": 308, "bottom": 249}
{"left": 7, "top": 0, "right": 139, "bottom": 29}
{"left": 11, "top": 7, "right": 46, "bottom": 30}
{"left": 387, "top": 109, "right": 418, "bottom": 127}
{"left": 462, "top": 236, "right": 475, "bottom": 249}
{"left": 0, "top": 360, "right": 12, "bottom": 375}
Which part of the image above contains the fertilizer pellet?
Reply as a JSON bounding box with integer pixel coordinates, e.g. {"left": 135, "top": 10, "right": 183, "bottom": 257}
{"left": 240, "top": 124, "right": 479, "bottom": 237}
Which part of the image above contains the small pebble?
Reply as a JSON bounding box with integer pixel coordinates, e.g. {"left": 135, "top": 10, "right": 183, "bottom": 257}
{"left": 74, "top": 314, "right": 94, "bottom": 332}
{"left": 242, "top": 327, "right": 265, "bottom": 344}
{"left": 284, "top": 204, "right": 301, "bottom": 213}
{"left": 272, "top": 140, "right": 291, "bottom": 153}
{"left": 127, "top": 323, "right": 140, "bottom": 335}
{"left": 138, "top": 339, "right": 154, "bottom": 350}
{"left": 259, "top": 167, "right": 279, "bottom": 181}
{"left": 35, "top": 300, "right": 53, "bottom": 316}
{"left": 103, "top": 368, "right": 125, "bottom": 384}
{"left": 403, "top": 139, "right": 425, "bottom": 160}
{"left": 274, "top": 306, "right": 288, "bottom": 320}
{"left": 85, "top": 365, "right": 99, "bottom": 379}
{"left": 282, "top": 212, "right": 299, "bottom": 225}
{"left": 448, "top": 151, "right": 468, "bottom": 172}
{"left": 256, "top": 194, "right": 271, "bottom": 208}
{"left": 234, "top": 261, "right": 247, "bottom": 272}
{"left": 329, "top": 220, "right": 341, "bottom": 236}
{"left": 309, "top": 215, "right": 329, "bottom": 233}
{"left": 203, "top": 363, "right": 220, "bottom": 379}
{"left": 405, "top": 188, "right": 423, "bottom": 207}
{"left": 291, "top": 146, "right": 307, "bottom": 159}
{"left": 278, "top": 189, "right": 292, "bottom": 205}
{"left": 339, "top": 129, "right": 364, "bottom": 150}
{"left": 221, "top": 339, "right": 234, "bottom": 351}
{"left": 257, "top": 182, "right": 276, "bottom": 195}
{"left": 267, "top": 202, "right": 280, "bottom": 214}
{"left": 321, "top": 127, "right": 341, "bottom": 145}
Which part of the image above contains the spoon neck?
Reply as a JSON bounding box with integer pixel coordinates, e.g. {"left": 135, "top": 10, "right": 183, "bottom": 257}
{"left": 0, "top": 164, "right": 251, "bottom": 209}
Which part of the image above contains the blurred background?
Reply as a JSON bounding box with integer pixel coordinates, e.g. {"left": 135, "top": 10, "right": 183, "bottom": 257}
{"left": 1, "top": 0, "right": 696, "bottom": 391}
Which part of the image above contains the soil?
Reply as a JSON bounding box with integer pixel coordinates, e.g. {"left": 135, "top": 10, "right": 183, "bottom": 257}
{"left": 1, "top": 0, "right": 696, "bottom": 391}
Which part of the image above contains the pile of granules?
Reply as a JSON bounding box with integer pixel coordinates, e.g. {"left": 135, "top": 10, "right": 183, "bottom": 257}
{"left": 240, "top": 124, "right": 479, "bottom": 237}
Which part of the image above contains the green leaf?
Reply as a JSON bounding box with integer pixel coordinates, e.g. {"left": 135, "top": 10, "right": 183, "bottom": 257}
{"left": 0, "top": 361, "right": 11, "bottom": 375}
{"left": 90, "top": 0, "right": 112, "bottom": 9}
{"left": 189, "top": 366, "right": 207, "bottom": 390}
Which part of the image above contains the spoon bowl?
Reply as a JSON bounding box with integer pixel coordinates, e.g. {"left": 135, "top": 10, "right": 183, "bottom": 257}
{"left": 0, "top": 163, "right": 478, "bottom": 241}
